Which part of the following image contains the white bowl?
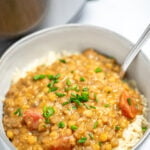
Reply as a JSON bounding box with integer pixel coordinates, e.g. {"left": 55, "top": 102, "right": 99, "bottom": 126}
{"left": 0, "top": 24, "right": 149, "bottom": 149}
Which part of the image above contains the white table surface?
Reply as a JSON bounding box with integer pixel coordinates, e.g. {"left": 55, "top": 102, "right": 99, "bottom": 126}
{"left": 77, "top": 0, "right": 150, "bottom": 58}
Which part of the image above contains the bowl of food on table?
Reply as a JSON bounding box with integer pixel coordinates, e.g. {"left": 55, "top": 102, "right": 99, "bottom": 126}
{"left": 0, "top": 24, "right": 149, "bottom": 150}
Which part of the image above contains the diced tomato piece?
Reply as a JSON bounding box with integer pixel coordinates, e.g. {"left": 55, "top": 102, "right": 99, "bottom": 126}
{"left": 119, "top": 91, "right": 137, "bottom": 119}
{"left": 23, "top": 108, "right": 44, "bottom": 130}
{"left": 49, "top": 136, "right": 73, "bottom": 150}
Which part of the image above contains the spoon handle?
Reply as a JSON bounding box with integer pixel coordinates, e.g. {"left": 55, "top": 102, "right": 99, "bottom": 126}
{"left": 121, "top": 24, "right": 150, "bottom": 78}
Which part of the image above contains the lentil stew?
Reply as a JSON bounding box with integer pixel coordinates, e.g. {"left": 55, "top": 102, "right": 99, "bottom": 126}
{"left": 3, "top": 49, "right": 146, "bottom": 150}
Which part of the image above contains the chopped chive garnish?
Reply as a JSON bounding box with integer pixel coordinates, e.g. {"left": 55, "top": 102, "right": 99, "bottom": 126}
{"left": 58, "top": 121, "right": 65, "bottom": 128}
{"left": 47, "top": 75, "right": 54, "bottom": 80}
{"left": 14, "top": 108, "right": 22, "bottom": 116}
{"left": 62, "top": 102, "right": 69, "bottom": 106}
{"left": 48, "top": 74, "right": 60, "bottom": 80}
{"left": 47, "top": 81, "right": 55, "bottom": 88}
{"left": 104, "top": 104, "right": 110, "bottom": 107}
{"left": 99, "top": 141, "right": 102, "bottom": 146}
{"left": 64, "top": 87, "right": 70, "bottom": 92}
{"left": 72, "top": 106, "right": 77, "bottom": 110}
{"left": 142, "top": 126, "right": 148, "bottom": 132}
{"left": 93, "top": 121, "right": 98, "bottom": 129}
{"left": 45, "top": 118, "right": 50, "bottom": 124}
{"left": 33, "top": 74, "right": 46, "bottom": 80}
{"left": 66, "top": 79, "right": 71, "bottom": 86}
{"left": 74, "top": 100, "right": 82, "bottom": 106}
{"left": 80, "top": 92, "right": 89, "bottom": 102}
{"left": 47, "top": 74, "right": 60, "bottom": 93}
{"left": 88, "top": 133, "right": 94, "bottom": 140}
{"left": 43, "top": 106, "right": 55, "bottom": 119}
{"left": 49, "top": 87, "right": 58, "bottom": 92}
{"left": 90, "top": 106, "right": 96, "bottom": 109}
{"left": 78, "top": 137, "right": 87, "bottom": 144}
{"left": 74, "top": 88, "right": 80, "bottom": 92}
{"left": 70, "top": 92, "right": 89, "bottom": 105}
{"left": 115, "top": 126, "right": 120, "bottom": 131}
{"left": 71, "top": 70, "right": 74, "bottom": 73}
{"left": 71, "top": 85, "right": 79, "bottom": 92}
{"left": 71, "top": 93, "right": 76, "bottom": 96}
{"left": 84, "top": 103, "right": 90, "bottom": 109}
{"left": 127, "top": 98, "right": 132, "bottom": 105}
{"left": 55, "top": 73, "right": 60, "bottom": 79}
{"left": 82, "top": 87, "right": 88, "bottom": 91}
{"left": 94, "top": 93, "right": 98, "bottom": 102}
{"left": 95, "top": 67, "right": 102, "bottom": 73}
{"left": 55, "top": 92, "right": 66, "bottom": 97}
{"left": 71, "top": 125, "right": 78, "bottom": 131}
{"left": 43, "top": 124, "right": 47, "bottom": 128}
{"left": 80, "top": 77, "right": 85, "bottom": 82}
{"left": 59, "top": 59, "right": 66, "bottom": 63}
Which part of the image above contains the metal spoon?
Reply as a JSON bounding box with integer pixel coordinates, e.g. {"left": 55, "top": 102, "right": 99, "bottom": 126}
{"left": 120, "top": 24, "right": 150, "bottom": 78}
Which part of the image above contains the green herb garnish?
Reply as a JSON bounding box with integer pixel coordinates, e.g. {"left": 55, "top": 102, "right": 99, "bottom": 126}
{"left": 72, "top": 106, "right": 77, "bottom": 110}
{"left": 55, "top": 92, "right": 66, "bottom": 97}
{"left": 88, "top": 133, "right": 94, "bottom": 140}
{"left": 47, "top": 81, "right": 55, "bottom": 88}
{"left": 94, "top": 93, "right": 98, "bottom": 102}
{"left": 90, "top": 106, "right": 96, "bottom": 109}
{"left": 104, "top": 104, "right": 110, "bottom": 107}
{"left": 82, "top": 87, "right": 88, "bottom": 91}
{"left": 93, "top": 121, "right": 98, "bottom": 129}
{"left": 71, "top": 93, "right": 76, "bottom": 96}
{"left": 47, "top": 74, "right": 60, "bottom": 92}
{"left": 142, "top": 126, "right": 148, "bottom": 132}
{"left": 64, "top": 87, "right": 70, "bottom": 92}
{"left": 45, "top": 118, "right": 50, "bottom": 123}
{"left": 80, "top": 77, "right": 85, "bottom": 82}
{"left": 95, "top": 67, "right": 102, "bottom": 73}
{"left": 115, "top": 126, "right": 120, "bottom": 131}
{"left": 49, "top": 87, "right": 58, "bottom": 92}
{"left": 73, "top": 100, "right": 82, "bottom": 106}
{"left": 80, "top": 92, "right": 89, "bottom": 102}
{"left": 66, "top": 79, "right": 72, "bottom": 86}
{"left": 127, "top": 98, "right": 132, "bottom": 105}
{"left": 84, "top": 103, "right": 90, "bottom": 109}
{"left": 62, "top": 102, "right": 69, "bottom": 106}
{"left": 71, "top": 85, "right": 79, "bottom": 92}
{"left": 33, "top": 74, "right": 46, "bottom": 80}
{"left": 14, "top": 108, "right": 22, "bottom": 116}
{"left": 71, "top": 125, "right": 78, "bottom": 131}
{"left": 59, "top": 59, "right": 66, "bottom": 63}
{"left": 43, "top": 106, "right": 55, "bottom": 123}
{"left": 99, "top": 141, "right": 102, "bottom": 146}
{"left": 70, "top": 91, "right": 89, "bottom": 106}
{"left": 78, "top": 137, "right": 87, "bottom": 144}
{"left": 48, "top": 73, "right": 60, "bottom": 80}
{"left": 47, "top": 75, "right": 54, "bottom": 80}
{"left": 58, "top": 121, "right": 65, "bottom": 128}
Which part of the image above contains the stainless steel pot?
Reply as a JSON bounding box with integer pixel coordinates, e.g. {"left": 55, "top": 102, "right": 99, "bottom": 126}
{"left": 0, "top": 25, "right": 149, "bottom": 149}
{"left": 0, "top": 0, "right": 47, "bottom": 39}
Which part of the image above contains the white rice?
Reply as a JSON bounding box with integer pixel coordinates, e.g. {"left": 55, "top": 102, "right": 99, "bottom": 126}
{"left": 12, "top": 51, "right": 74, "bottom": 84}
{"left": 11, "top": 51, "right": 148, "bottom": 150}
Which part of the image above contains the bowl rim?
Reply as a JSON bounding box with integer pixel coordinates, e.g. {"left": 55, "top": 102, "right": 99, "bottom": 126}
{"left": 1, "top": 24, "right": 150, "bottom": 66}
{"left": 0, "top": 24, "right": 149, "bottom": 149}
